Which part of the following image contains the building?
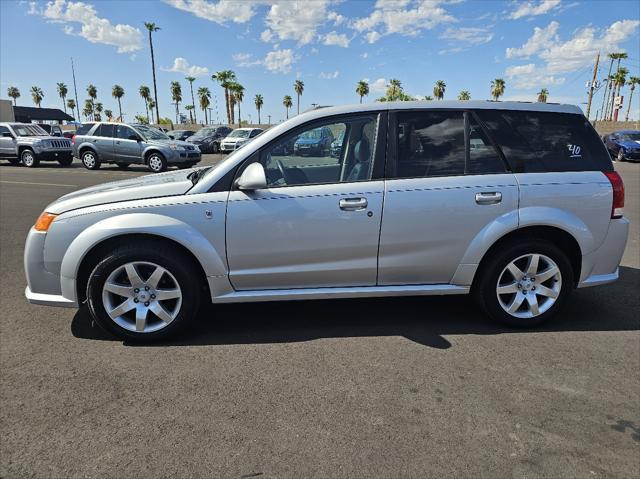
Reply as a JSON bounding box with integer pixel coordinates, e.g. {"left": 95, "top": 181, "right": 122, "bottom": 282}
{"left": 0, "top": 99, "right": 14, "bottom": 122}
{"left": 12, "top": 106, "right": 74, "bottom": 124}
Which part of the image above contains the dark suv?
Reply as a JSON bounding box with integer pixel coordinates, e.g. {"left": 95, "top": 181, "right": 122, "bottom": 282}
{"left": 185, "top": 126, "right": 232, "bottom": 153}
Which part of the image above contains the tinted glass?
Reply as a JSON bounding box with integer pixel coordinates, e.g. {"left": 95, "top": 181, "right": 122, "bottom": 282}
{"left": 0, "top": 126, "right": 11, "bottom": 135}
{"left": 95, "top": 124, "right": 115, "bottom": 137}
{"left": 116, "top": 125, "right": 136, "bottom": 140}
{"left": 395, "top": 111, "right": 465, "bottom": 178}
{"left": 76, "top": 123, "right": 94, "bottom": 135}
{"left": 468, "top": 116, "right": 506, "bottom": 174}
{"left": 475, "top": 110, "right": 612, "bottom": 172}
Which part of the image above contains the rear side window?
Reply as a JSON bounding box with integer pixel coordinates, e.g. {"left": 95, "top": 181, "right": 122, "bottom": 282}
{"left": 76, "top": 123, "right": 95, "bottom": 136}
{"left": 95, "top": 124, "right": 115, "bottom": 137}
{"left": 475, "top": 110, "right": 612, "bottom": 172}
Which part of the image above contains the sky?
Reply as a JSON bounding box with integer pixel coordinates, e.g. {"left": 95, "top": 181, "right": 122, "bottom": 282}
{"left": 1, "top": 0, "right": 639, "bottom": 124}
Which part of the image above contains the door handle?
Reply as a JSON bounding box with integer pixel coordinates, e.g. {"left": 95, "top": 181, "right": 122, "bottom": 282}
{"left": 339, "top": 197, "right": 368, "bottom": 211}
{"left": 475, "top": 191, "right": 502, "bottom": 205}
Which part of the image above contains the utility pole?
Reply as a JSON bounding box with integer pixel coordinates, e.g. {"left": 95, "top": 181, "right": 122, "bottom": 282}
{"left": 267, "top": 114, "right": 271, "bottom": 125}
{"left": 70, "top": 57, "right": 81, "bottom": 122}
{"left": 586, "top": 52, "right": 599, "bottom": 120}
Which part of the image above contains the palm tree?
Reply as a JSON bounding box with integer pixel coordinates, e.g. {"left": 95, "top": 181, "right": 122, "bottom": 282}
{"left": 490, "top": 78, "right": 506, "bottom": 101}
{"left": 82, "top": 102, "right": 93, "bottom": 121}
{"left": 105, "top": 109, "right": 113, "bottom": 121}
{"left": 610, "top": 67, "right": 629, "bottom": 121}
{"left": 94, "top": 102, "right": 103, "bottom": 121}
{"left": 86, "top": 84, "right": 97, "bottom": 116}
{"left": 212, "top": 70, "right": 237, "bottom": 124}
{"left": 66, "top": 99, "right": 76, "bottom": 116}
{"left": 537, "top": 88, "right": 549, "bottom": 103}
{"left": 7, "top": 86, "right": 20, "bottom": 106}
{"left": 283, "top": 95, "right": 293, "bottom": 119}
{"left": 294, "top": 80, "right": 304, "bottom": 115}
{"left": 230, "top": 83, "right": 245, "bottom": 126}
{"left": 433, "top": 80, "right": 446, "bottom": 100}
{"left": 387, "top": 79, "right": 402, "bottom": 101}
{"left": 356, "top": 80, "right": 369, "bottom": 103}
{"left": 170, "top": 81, "right": 182, "bottom": 124}
{"left": 424, "top": 95, "right": 433, "bottom": 101}
{"left": 57, "top": 82, "right": 68, "bottom": 113}
{"left": 184, "top": 104, "right": 194, "bottom": 123}
{"left": 30, "top": 86, "right": 44, "bottom": 108}
{"left": 601, "top": 53, "right": 619, "bottom": 120}
{"left": 184, "top": 76, "right": 198, "bottom": 123}
{"left": 197, "top": 87, "right": 211, "bottom": 124}
{"left": 112, "top": 84, "right": 125, "bottom": 121}
{"left": 144, "top": 22, "right": 161, "bottom": 123}
{"left": 254, "top": 94, "right": 264, "bottom": 124}
{"left": 625, "top": 76, "right": 640, "bottom": 122}
{"left": 147, "top": 99, "right": 156, "bottom": 124}
{"left": 457, "top": 90, "right": 471, "bottom": 101}
{"left": 139, "top": 85, "right": 151, "bottom": 122}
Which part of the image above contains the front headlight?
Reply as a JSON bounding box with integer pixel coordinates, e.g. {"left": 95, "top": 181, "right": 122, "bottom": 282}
{"left": 169, "top": 144, "right": 186, "bottom": 151}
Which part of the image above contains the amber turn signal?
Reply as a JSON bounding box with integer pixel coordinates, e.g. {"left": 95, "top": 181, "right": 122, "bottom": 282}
{"left": 34, "top": 212, "right": 58, "bottom": 232}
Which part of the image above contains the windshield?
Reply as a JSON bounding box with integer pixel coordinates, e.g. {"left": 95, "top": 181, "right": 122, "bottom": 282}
{"left": 618, "top": 132, "right": 640, "bottom": 141}
{"left": 135, "top": 124, "right": 170, "bottom": 140}
{"left": 192, "top": 128, "right": 216, "bottom": 138}
{"left": 300, "top": 129, "right": 322, "bottom": 140}
{"left": 11, "top": 124, "right": 48, "bottom": 136}
{"left": 228, "top": 129, "right": 250, "bottom": 138}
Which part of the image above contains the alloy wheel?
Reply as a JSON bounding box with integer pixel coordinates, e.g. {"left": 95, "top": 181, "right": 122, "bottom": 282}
{"left": 148, "top": 154, "right": 164, "bottom": 172}
{"left": 22, "top": 151, "right": 35, "bottom": 167}
{"left": 496, "top": 253, "right": 562, "bottom": 319}
{"left": 82, "top": 152, "right": 96, "bottom": 168}
{"left": 101, "top": 261, "right": 182, "bottom": 333}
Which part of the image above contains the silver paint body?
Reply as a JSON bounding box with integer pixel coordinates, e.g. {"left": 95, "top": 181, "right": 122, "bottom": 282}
{"left": 24, "top": 101, "right": 629, "bottom": 308}
{"left": 0, "top": 122, "right": 72, "bottom": 160}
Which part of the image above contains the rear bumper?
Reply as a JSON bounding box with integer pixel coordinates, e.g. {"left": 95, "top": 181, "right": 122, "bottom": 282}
{"left": 578, "top": 218, "right": 629, "bottom": 288}
{"left": 25, "top": 287, "right": 77, "bottom": 308}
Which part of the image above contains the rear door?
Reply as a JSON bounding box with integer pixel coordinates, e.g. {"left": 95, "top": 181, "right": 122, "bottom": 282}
{"left": 114, "top": 125, "right": 143, "bottom": 163}
{"left": 378, "top": 109, "right": 519, "bottom": 285}
{"left": 0, "top": 125, "right": 15, "bottom": 157}
{"left": 92, "top": 124, "right": 115, "bottom": 161}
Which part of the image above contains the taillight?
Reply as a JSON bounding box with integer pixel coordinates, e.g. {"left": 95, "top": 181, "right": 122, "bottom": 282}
{"left": 71, "top": 135, "right": 76, "bottom": 145}
{"left": 604, "top": 171, "right": 624, "bottom": 219}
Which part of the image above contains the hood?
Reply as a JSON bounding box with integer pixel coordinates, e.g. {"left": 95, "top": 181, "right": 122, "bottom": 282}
{"left": 618, "top": 140, "right": 640, "bottom": 149}
{"left": 222, "top": 136, "right": 248, "bottom": 143}
{"left": 145, "top": 138, "right": 193, "bottom": 148}
{"left": 17, "top": 135, "right": 61, "bottom": 144}
{"left": 187, "top": 135, "right": 210, "bottom": 143}
{"left": 46, "top": 168, "right": 195, "bottom": 215}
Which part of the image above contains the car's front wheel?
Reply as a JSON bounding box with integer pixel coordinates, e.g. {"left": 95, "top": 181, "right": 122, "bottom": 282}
{"left": 475, "top": 240, "right": 573, "bottom": 328}
{"left": 21, "top": 149, "right": 39, "bottom": 167}
{"left": 617, "top": 149, "right": 625, "bottom": 162}
{"left": 147, "top": 152, "right": 167, "bottom": 173}
{"left": 81, "top": 150, "right": 100, "bottom": 170}
{"left": 86, "top": 243, "right": 202, "bottom": 342}
{"left": 210, "top": 141, "right": 219, "bottom": 153}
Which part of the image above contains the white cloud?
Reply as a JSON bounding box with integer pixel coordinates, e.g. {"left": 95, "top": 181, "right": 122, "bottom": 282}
{"left": 328, "top": 11, "right": 346, "bottom": 26}
{"left": 161, "top": 57, "right": 210, "bottom": 77}
{"left": 162, "top": 0, "right": 264, "bottom": 24}
{"left": 369, "top": 78, "right": 387, "bottom": 93}
{"left": 264, "top": 49, "right": 296, "bottom": 74}
{"left": 508, "top": 0, "right": 561, "bottom": 20}
{"left": 505, "top": 63, "right": 565, "bottom": 89}
{"left": 31, "top": 0, "right": 142, "bottom": 53}
{"left": 262, "top": 0, "right": 332, "bottom": 45}
{"left": 506, "top": 21, "right": 559, "bottom": 58}
{"left": 440, "top": 27, "right": 493, "bottom": 45}
{"left": 319, "top": 71, "right": 339, "bottom": 79}
{"left": 361, "top": 52, "right": 369, "bottom": 59}
{"left": 232, "top": 52, "right": 262, "bottom": 67}
{"left": 353, "top": 0, "right": 455, "bottom": 42}
{"left": 323, "top": 31, "right": 350, "bottom": 47}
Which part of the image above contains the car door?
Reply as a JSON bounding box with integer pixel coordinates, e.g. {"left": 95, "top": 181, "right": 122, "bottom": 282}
{"left": 91, "top": 124, "right": 115, "bottom": 161}
{"left": 226, "top": 113, "right": 386, "bottom": 291}
{"left": 378, "top": 110, "right": 519, "bottom": 285}
{"left": 114, "top": 125, "right": 143, "bottom": 163}
{"left": 0, "top": 125, "right": 16, "bottom": 157}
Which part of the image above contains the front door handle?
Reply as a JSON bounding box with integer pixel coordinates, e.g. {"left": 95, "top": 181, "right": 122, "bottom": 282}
{"left": 475, "top": 191, "right": 502, "bottom": 205}
{"left": 339, "top": 197, "right": 368, "bottom": 211}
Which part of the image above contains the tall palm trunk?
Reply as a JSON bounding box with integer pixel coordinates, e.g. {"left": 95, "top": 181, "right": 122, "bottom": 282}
{"left": 601, "top": 59, "right": 614, "bottom": 120}
{"left": 149, "top": 30, "right": 160, "bottom": 123}
{"left": 625, "top": 87, "right": 635, "bottom": 122}
{"left": 237, "top": 102, "right": 241, "bottom": 127}
{"left": 190, "top": 85, "right": 197, "bottom": 123}
{"left": 175, "top": 102, "right": 180, "bottom": 124}
{"left": 145, "top": 100, "right": 149, "bottom": 123}
{"left": 62, "top": 96, "right": 66, "bottom": 113}
{"left": 609, "top": 81, "right": 619, "bottom": 121}
{"left": 297, "top": 93, "right": 300, "bottom": 115}
{"left": 257, "top": 107, "right": 261, "bottom": 125}
{"left": 117, "top": 98, "right": 122, "bottom": 121}
{"left": 224, "top": 88, "right": 230, "bottom": 124}
{"left": 604, "top": 82, "right": 613, "bottom": 120}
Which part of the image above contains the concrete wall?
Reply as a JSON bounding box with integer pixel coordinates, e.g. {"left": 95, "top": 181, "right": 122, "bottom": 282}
{"left": 0, "top": 100, "right": 15, "bottom": 122}
{"left": 593, "top": 121, "right": 640, "bottom": 136}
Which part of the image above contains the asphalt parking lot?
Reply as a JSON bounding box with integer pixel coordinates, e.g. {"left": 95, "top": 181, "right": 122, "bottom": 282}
{"left": 1, "top": 156, "right": 638, "bottom": 478}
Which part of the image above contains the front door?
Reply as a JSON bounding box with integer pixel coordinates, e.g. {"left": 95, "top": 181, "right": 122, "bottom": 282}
{"left": 114, "top": 125, "right": 143, "bottom": 163}
{"left": 378, "top": 110, "right": 519, "bottom": 285}
{"left": 226, "top": 113, "right": 385, "bottom": 291}
{"left": 0, "top": 125, "right": 15, "bottom": 157}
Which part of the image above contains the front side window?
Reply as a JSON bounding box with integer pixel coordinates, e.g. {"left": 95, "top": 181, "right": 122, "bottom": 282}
{"left": 254, "top": 115, "right": 377, "bottom": 188}
{"left": 135, "top": 124, "right": 169, "bottom": 140}
{"left": 0, "top": 125, "right": 11, "bottom": 136}
{"left": 116, "top": 125, "right": 136, "bottom": 140}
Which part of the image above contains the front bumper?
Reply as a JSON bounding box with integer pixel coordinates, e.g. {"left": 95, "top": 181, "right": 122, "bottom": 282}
{"left": 35, "top": 150, "right": 73, "bottom": 161}
{"left": 167, "top": 150, "right": 201, "bottom": 164}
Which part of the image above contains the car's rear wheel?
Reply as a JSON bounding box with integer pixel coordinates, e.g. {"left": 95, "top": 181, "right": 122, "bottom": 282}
{"left": 147, "top": 152, "right": 167, "bottom": 173}
{"left": 58, "top": 156, "right": 73, "bottom": 167}
{"left": 617, "top": 149, "right": 625, "bottom": 162}
{"left": 81, "top": 150, "right": 100, "bottom": 170}
{"left": 210, "top": 142, "right": 219, "bottom": 153}
{"left": 21, "top": 149, "right": 39, "bottom": 167}
{"left": 86, "top": 244, "right": 202, "bottom": 342}
{"left": 475, "top": 240, "right": 573, "bottom": 328}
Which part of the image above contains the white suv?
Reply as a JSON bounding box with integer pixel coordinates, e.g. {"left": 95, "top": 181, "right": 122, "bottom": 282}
{"left": 220, "top": 128, "right": 263, "bottom": 152}
{"left": 24, "top": 101, "right": 628, "bottom": 341}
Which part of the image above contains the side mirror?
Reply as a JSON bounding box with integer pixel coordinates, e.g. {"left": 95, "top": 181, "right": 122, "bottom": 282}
{"left": 2, "top": 132, "right": 12, "bottom": 138}
{"left": 128, "top": 134, "right": 140, "bottom": 141}
{"left": 236, "top": 162, "right": 267, "bottom": 191}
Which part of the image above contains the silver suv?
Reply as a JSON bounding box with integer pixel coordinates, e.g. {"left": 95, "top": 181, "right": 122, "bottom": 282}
{"left": 0, "top": 122, "right": 73, "bottom": 167}
{"left": 72, "top": 122, "right": 201, "bottom": 173}
{"left": 24, "top": 102, "right": 629, "bottom": 341}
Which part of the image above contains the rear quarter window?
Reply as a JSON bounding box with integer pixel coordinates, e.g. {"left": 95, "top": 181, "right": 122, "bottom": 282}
{"left": 475, "top": 110, "right": 613, "bottom": 173}
{"left": 75, "top": 123, "right": 95, "bottom": 136}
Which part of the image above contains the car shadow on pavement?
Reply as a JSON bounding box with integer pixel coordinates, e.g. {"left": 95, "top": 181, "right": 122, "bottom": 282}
{"left": 71, "top": 266, "right": 640, "bottom": 349}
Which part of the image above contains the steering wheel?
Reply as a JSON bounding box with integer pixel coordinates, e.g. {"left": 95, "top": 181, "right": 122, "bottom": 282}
{"left": 275, "top": 159, "right": 291, "bottom": 184}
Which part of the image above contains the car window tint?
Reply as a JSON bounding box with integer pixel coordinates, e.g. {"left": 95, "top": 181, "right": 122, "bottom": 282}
{"left": 95, "top": 124, "right": 115, "bottom": 138}
{"left": 475, "top": 110, "right": 612, "bottom": 172}
{"left": 76, "top": 123, "right": 94, "bottom": 135}
{"left": 468, "top": 116, "right": 506, "bottom": 174}
{"left": 116, "top": 125, "right": 135, "bottom": 140}
{"left": 0, "top": 126, "right": 11, "bottom": 135}
{"left": 395, "top": 111, "right": 465, "bottom": 178}
{"left": 257, "top": 115, "right": 377, "bottom": 188}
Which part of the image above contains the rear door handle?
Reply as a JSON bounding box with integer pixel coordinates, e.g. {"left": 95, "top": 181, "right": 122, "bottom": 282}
{"left": 475, "top": 191, "right": 502, "bottom": 205}
{"left": 339, "top": 197, "right": 368, "bottom": 211}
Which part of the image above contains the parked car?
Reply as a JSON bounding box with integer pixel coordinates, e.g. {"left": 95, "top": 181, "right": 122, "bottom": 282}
{"left": 330, "top": 130, "right": 345, "bottom": 157}
{"left": 36, "top": 123, "right": 64, "bottom": 137}
{"left": 24, "top": 101, "right": 628, "bottom": 342}
{"left": 220, "top": 128, "right": 263, "bottom": 153}
{"left": 167, "top": 130, "right": 196, "bottom": 141}
{"left": 0, "top": 122, "right": 73, "bottom": 167}
{"left": 602, "top": 130, "right": 640, "bottom": 162}
{"left": 186, "top": 126, "right": 232, "bottom": 153}
{"left": 294, "top": 126, "right": 334, "bottom": 156}
{"left": 62, "top": 130, "right": 76, "bottom": 139}
{"left": 72, "top": 122, "right": 201, "bottom": 173}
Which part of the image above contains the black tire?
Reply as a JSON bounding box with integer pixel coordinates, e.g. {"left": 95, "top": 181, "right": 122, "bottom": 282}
{"left": 8, "top": 157, "right": 21, "bottom": 166}
{"left": 81, "top": 149, "right": 101, "bottom": 170}
{"left": 474, "top": 239, "right": 574, "bottom": 328}
{"left": 146, "top": 151, "right": 167, "bottom": 173}
{"left": 617, "top": 149, "right": 625, "bottom": 162}
{"left": 210, "top": 141, "right": 219, "bottom": 154}
{"left": 21, "top": 149, "right": 39, "bottom": 168}
{"left": 86, "top": 242, "right": 203, "bottom": 342}
{"left": 58, "top": 156, "right": 73, "bottom": 167}
{"left": 116, "top": 163, "right": 130, "bottom": 170}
